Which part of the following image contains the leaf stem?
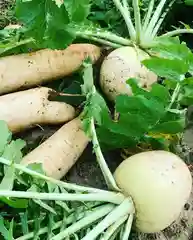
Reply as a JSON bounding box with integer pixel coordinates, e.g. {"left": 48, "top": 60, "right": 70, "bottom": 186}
{"left": 0, "top": 157, "right": 111, "bottom": 194}
{"left": 167, "top": 83, "right": 181, "bottom": 110}
{"left": 132, "top": 0, "right": 142, "bottom": 43}
{"left": 122, "top": 214, "right": 134, "bottom": 240}
{"left": 142, "top": 0, "right": 155, "bottom": 32}
{"left": 50, "top": 204, "right": 115, "bottom": 240}
{"left": 111, "top": 0, "right": 136, "bottom": 40}
{"left": 151, "top": 0, "right": 176, "bottom": 38}
{"left": 0, "top": 190, "right": 125, "bottom": 204}
{"left": 144, "top": 0, "right": 167, "bottom": 40}
{"left": 0, "top": 38, "right": 35, "bottom": 56}
{"left": 80, "top": 35, "right": 123, "bottom": 48}
{"left": 90, "top": 118, "right": 120, "bottom": 191}
{"left": 99, "top": 215, "right": 127, "bottom": 240}
{"left": 81, "top": 198, "right": 134, "bottom": 240}
{"left": 162, "top": 28, "right": 193, "bottom": 37}
{"left": 16, "top": 204, "right": 102, "bottom": 240}
{"left": 71, "top": 25, "right": 131, "bottom": 46}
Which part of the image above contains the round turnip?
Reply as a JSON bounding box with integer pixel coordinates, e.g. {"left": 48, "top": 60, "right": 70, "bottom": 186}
{"left": 100, "top": 46, "right": 157, "bottom": 101}
{"left": 114, "top": 150, "right": 192, "bottom": 233}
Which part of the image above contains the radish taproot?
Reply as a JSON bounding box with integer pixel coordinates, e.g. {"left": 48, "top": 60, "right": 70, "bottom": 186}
{"left": 21, "top": 118, "right": 89, "bottom": 179}
{"left": 0, "top": 87, "right": 75, "bottom": 133}
{"left": 114, "top": 150, "right": 192, "bottom": 233}
{"left": 100, "top": 46, "right": 157, "bottom": 101}
{"left": 0, "top": 43, "right": 101, "bottom": 95}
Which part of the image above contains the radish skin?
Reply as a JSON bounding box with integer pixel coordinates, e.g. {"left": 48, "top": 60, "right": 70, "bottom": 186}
{"left": 0, "top": 87, "right": 75, "bottom": 133}
{"left": 21, "top": 118, "right": 89, "bottom": 179}
{"left": 100, "top": 46, "right": 157, "bottom": 101}
{"left": 0, "top": 44, "right": 101, "bottom": 95}
{"left": 114, "top": 150, "right": 192, "bottom": 233}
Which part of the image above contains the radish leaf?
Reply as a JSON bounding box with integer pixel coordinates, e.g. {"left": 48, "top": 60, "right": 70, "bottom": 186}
{"left": 142, "top": 58, "right": 188, "bottom": 81}
{"left": 15, "top": 0, "right": 74, "bottom": 49}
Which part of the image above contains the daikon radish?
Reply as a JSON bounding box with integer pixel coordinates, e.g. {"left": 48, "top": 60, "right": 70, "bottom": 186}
{"left": 21, "top": 118, "right": 89, "bottom": 179}
{"left": 114, "top": 150, "right": 192, "bottom": 233}
{"left": 0, "top": 87, "right": 75, "bottom": 133}
{"left": 100, "top": 46, "right": 157, "bottom": 101}
{"left": 0, "top": 44, "right": 101, "bottom": 94}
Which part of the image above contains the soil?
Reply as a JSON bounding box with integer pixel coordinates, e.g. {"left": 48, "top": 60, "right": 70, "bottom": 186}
{"left": 0, "top": 0, "right": 16, "bottom": 29}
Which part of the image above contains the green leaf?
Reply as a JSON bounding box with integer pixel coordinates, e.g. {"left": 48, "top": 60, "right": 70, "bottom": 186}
{"left": 184, "top": 0, "right": 193, "bottom": 5}
{"left": 126, "top": 78, "right": 151, "bottom": 97}
{"left": 27, "top": 163, "right": 44, "bottom": 175}
{"left": 150, "top": 42, "right": 192, "bottom": 61}
{"left": 108, "top": 113, "right": 149, "bottom": 138}
{"left": 178, "top": 84, "right": 193, "bottom": 106}
{"left": 96, "top": 127, "right": 136, "bottom": 149}
{"left": 53, "top": 0, "right": 64, "bottom": 8}
{"left": 0, "top": 129, "right": 26, "bottom": 192}
{"left": 81, "top": 60, "right": 94, "bottom": 95}
{"left": 2, "top": 139, "right": 26, "bottom": 163}
{"left": 150, "top": 84, "right": 171, "bottom": 106}
{"left": 186, "top": 54, "right": 193, "bottom": 75}
{"left": 0, "top": 197, "right": 28, "bottom": 208}
{"left": 0, "top": 216, "right": 9, "bottom": 240}
{"left": 26, "top": 163, "right": 46, "bottom": 187}
{"left": 0, "top": 166, "right": 15, "bottom": 191}
{"left": 64, "top": 0, "right": 91, "bottom": 22}
{"left": 142, "top": 57, "right": 188, "bottom": 81}
{"left": 95, "top": 84, "right": 184, "bottom": 149}
{"left": 84, "top": 93, "right": 111, "bottom": 126}
{"left": 0, "top": 121, "right": 11, "bottom": 155}
{"left": 127, "top": 79, "right": 171, "bottom": 107}
{"left": 15, "top": 0, "right": 74, "bottom": 49}
{"left": 116, "top": 95, "right": 165, "bottom": 126}
{"left": 152, "top": 36, "right": 181, "bottom": 46}
{"left": 81, "top": 62, "right": 111, "bottom": 129}
{"left": 28, "top": 185, "right": 57, "bottom": 214}
{"left": 8, "top": 219, "right": 14, "bottom": 240}
{"left": 20, "top": 212, "right": 29, "bottom": 235}
{"left": 152, "top": 119, "right": 185, "bottom": 134}
{"left": 182, "top": 77, "right": 193, "bottom": 85}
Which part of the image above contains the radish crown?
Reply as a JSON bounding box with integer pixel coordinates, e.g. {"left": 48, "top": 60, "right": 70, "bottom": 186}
{"left": 111, "top": 0, "right": 193, "bottom": 48}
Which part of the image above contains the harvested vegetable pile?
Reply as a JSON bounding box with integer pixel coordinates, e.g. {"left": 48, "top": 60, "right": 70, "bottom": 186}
{"left": 1, "top": 0, "right": 193, "bottom": 240}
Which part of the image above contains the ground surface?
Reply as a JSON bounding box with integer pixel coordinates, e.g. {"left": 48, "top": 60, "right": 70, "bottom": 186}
{"left": 0, "top": 0, "right": 16, "bottom": 29}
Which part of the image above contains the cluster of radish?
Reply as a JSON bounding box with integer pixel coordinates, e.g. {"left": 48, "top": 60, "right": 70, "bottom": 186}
{"left": 0, "top": 0, "right": 193, "bottom": 238}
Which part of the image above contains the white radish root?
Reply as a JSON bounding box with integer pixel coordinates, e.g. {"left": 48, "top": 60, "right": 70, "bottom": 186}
{"left": 100, "top": 46, "right": 157, "bottom": 101}
{"left": 0, "top": 87, "right": 75, "bottom": 133}
{"left": 0, "top": 44, "right": 101, "bottom": 95}
{"left": 21, "top": 118, "right": 89, "bottom": 179}
{"left": 114, "top": 150, "right": 192, "bottom": 233}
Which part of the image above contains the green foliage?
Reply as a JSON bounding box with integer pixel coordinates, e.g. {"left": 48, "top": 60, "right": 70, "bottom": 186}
{"left": 0, "top": 120, "right": 102, "bottom": 239}
{"left": 81, "top": 61, "right": 111, "bottom": 129}
{"left": 15, "top": 0, "right": 74, "bottom": 49}
{"left": 184, "top": 0, "right": 193, "bottom": 5}
{"left": 80, "top": 42, "right": 193, "bottom": 151}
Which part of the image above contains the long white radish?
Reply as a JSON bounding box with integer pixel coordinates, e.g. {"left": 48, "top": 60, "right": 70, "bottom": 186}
{"left": 0, "top": 44, "right": 101, "bottom": 95}
{"left": 100, "top": 46, "right": 157, "bottom": 101}
{"left": 21, "top": 118, "right": 89, "bottom": 179}
{"left": 0, "top": 87, "right": 75, "bottom": 133}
